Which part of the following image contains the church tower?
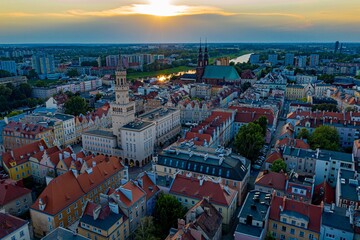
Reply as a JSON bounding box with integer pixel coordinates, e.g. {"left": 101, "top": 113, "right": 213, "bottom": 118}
{"left": 196, "top": 40, "right": 205, "bottom": 83}
{"left": 111, "top": 69, "right": 135, "bottom": 146}
{"left": 203, "top": 39, "right": 209, "bottom": 66}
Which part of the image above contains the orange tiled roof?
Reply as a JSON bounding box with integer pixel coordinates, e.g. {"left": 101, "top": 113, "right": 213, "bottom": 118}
{"left": 2, "top": 140, "right": 48, "bottom": 168}
{"left": 0, "top": 180, "right": 31, "bottom": 206}
{"left": 276, "top": 138, "right": 310, "bottom": 149}
{"left": 109, "top": 180, "right": 146, "bottom": 208}
{"left": 265, "top": 151, "right": 283, "bottom": 164}
{"left": 137, "top": 173, "right": 160, "bottom": 200}
{"left": 270, "top": 195, "right": 323, "bottom": 233}
{"left": 31, "top": 156, "right": 124, "bottom": 215}
{"left": 255, "top": 171, "right": 287, "bottom": 191}
{"left": 170, "top": 174, "right": 237, "bottom": 207}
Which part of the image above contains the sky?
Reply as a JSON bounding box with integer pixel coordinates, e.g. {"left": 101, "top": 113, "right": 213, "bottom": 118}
{"left": 1, "top": 0, "right": 360, "bottom": 43}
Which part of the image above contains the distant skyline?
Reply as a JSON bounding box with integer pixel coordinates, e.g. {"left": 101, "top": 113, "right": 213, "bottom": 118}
{"left": 1, "top": 0, "right": 360, "bottom": 43}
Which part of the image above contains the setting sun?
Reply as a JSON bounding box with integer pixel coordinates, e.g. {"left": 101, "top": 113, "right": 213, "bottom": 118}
{"left": 133, "top": 0, "right": 187, "bottom": 17}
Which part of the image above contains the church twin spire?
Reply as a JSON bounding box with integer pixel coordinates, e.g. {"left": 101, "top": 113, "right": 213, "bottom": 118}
{"left": 198, "top": 38, "right": 209, "bottom": 67}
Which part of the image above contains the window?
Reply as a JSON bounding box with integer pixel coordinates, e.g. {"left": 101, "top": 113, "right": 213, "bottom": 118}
{"left": 309, "top": 233, "right": 314, "bottom": 239}
{"left": 291, "top": 220, "right": 296, "bottom": 225}
{"left": 59, "top": 213, "right": 62, "bottom": 220}
{"left": 11, "top": 236, "right": 15, "bottom": 240}
{"left": 219, "top": 208, "right": 222, "bottom": 213}
{"left": 272, "top": 223, "right": 277, "bottom": 230}
{"left": 280, "top": 234, "right": 285, "bottom": 240}
{"left": 299, "top": 231, "right": 304, "bottom": 237}
{"left": 301, "top": 223, "right": 305, "bottom": 228}
{"left": 290, "top": 228, "right": 295, "bottom": 235}
{"left": 281, "top": 217, "right": 287, "bottom": 223}
{"left": 281, "top": 226, "right": 286, "bottom": 232}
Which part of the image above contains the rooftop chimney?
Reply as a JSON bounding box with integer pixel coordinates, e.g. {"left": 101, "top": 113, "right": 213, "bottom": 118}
{"left": 178, "top": 219, "right": 185, "bottom": 230}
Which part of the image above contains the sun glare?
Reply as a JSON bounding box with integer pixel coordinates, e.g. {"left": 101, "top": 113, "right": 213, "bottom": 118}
{"left": 133, "top": 0, "right": 187, "bottom": 17}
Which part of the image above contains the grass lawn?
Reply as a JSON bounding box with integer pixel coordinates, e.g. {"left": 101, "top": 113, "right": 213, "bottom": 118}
{"left": 127, "top": 66, "right": 193, "bottom": 80}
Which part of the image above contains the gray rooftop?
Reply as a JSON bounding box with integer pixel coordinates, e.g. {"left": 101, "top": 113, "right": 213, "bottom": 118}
{"left": 83, "top": 129, "right": 116, "bottom": 139}
{"left": 157, "top": 143, "right": 250, "bottom": 181}
{"left": 122, "top": 120, "right": 153, "bottom": 130}
{"left": 239, "top": 191, "right": 271, "bottom": 221}
{"left": 235, "top": 190, "right": 271, "bottom": 237}
{"left": 54, "top": 113, "right": 74, "bottom": 121}
{"left": 322, "top": 205, "right": 353, "bottom": 232}
{"left": 140, "top": 107, "right": 178, "bottom": 121}
{"left": 235, "top": 223, "right": 263, "bottom": 237}
{"left": 80, "top": 211, "right": 124, "bottom": 231}
{"left": 339, "top": 169, "right": 359, "bottom": 202}
{"left": 283, "top": 146, "right": 353, "bottom": 163}
{"left": 41, "top": 227, "right": 89, "bottom": 240}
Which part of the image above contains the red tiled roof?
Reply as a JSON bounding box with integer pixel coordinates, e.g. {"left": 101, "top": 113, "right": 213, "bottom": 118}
{"left": 276, "top": 138, "right": 310, "bottom": 150}
{"left": 31, "top": 171, "right": 84, "bottom": 215}
{"left": 137, "top": 173, "right": 160, "bottom": 200}
{"left": 313, "top": 181, "right": 335, "bottom": 204}
{"left": 170, "top": 174, "right": 237, "bottom": 206}
{"left": 31, "top": 156, "right": 124, "bottom": 215}
{"left": 0, "top": 180, "right": 31, "bottom": 206}
{"left": 2, "top": 140, "right": 48, "bottom": 168}
{"left": 109, "top": 180, "right": 146, "bottom": 207}
{"left": 255, "top": 171, "right": 287, "bottom": 191}
{"left": 0, "top": 213, "right": 28, "bottom": 239}
{"left": 270, "top": 195, "right": 323, "bottom": 233}
{"left": 3, "top": 122, "right": 52, "bottom": 136}
{"left": 265, "top": 151, "right": 283, "bottom": 164}
{"left": 229, "top": 106, "right": 275, "bottom": 125}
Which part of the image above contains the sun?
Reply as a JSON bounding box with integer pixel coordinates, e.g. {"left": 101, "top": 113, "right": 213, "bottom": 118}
{"left": 133, "top": 0, "right": 187, "bottom": 17}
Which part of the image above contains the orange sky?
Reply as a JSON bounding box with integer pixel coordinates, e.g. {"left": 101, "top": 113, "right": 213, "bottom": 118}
{"left": 1, "top": 0, "right": 359, "bottom": 43}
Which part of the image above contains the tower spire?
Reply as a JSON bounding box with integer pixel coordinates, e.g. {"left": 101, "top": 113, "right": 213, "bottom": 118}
{"left": 204, "top": 38, "right": 209, "bottom": 66}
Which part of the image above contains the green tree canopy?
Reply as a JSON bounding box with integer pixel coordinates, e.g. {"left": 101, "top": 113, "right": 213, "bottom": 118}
{"left": 64, "top": 96, "right": 89, "bottom": 116}
{"left": 312, "top": 104, "right": 338, "bottom": 112}
{"left": 297, "top": 128, "right": 310, "bottom": 140}
{"left": 234, "top": 122, "right": 265, "bottom": 163}
{"left": 309, "top": 126, "right": 340, "bottom": 151}
{"left": 255, "top": 116, "right": 268, "bottom": 136}
{"left": 67, "top": 68, "right": 80, "bottom": 78}
{"left": 318, "top": 74, "right": 335, "bottom": 84}
{"left": 153, "top": 193, "right": 186, "bottom": 239}
{"left": 271, "top": 159, "right": 287, "bottom": 173}
{"left": 0, "top": 70, "right": 12, "bottom": 78}
{"left": 134, "top": 217, "right": 159, "bottom": 240}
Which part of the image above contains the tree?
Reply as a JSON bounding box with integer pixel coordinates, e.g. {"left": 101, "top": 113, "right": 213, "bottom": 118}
{"left": 234, "top": 122, "right": 265, "bottom": 163}
{"left": 241, "top": 82, "right": 251, "bottom": 92}
{"left": 95, "top": 93, "right": 103, "bottom": 101}
{"left": 297, "top": 128, "right": 310, "bottom": 139}
{"left": 67, "top": 68, "right": 80, "bottom": 78}
{"left": 81, "top": 61, "right": 98, "bottom": 67}
{"left": 18, "top": 83, "right": 32, "bottom": 98}
{"left": 318, "top": 74, "right": 335, "bottom": 84}
{"left": 255, "top": 116, "right": 268, "bottom": 136}
{"left": 271, "top": 159, "right": 287, "bottom": 173}
{"left": 0, "top": 70, "right": 12, "bottom": 78}
{"left": 35, "top": 80, "right": 47, "bottom": 87}
{"left": 27, "top": 69, "right": 38, "bottom": 79}
{"left": 153, "top": 193, "right": 186, "bottom": 239}
{"left": 64, "top": 96, "right": 89, "bottom": 116}
{"left": 265, "top": 233, "right": 276, "bottom": 240}
{"left": 312, "top": 104, "right": 338, "bottom": 112}
{"left": 134, "top": 217, "right": 158, "bottom": 240}
{"left": 309, "top": 126, "right": 340, "bottom": 151}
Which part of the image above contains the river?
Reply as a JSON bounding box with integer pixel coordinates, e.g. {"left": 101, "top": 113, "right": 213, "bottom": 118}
{"left": 230, "top": 53, "right": 253, "bottom": 64}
